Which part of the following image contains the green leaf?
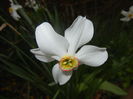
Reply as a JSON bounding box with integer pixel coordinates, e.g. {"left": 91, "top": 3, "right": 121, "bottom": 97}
{"left": 52, "top": 89, "right": 60, "bottom": 99}
{"left": 99, "top": 81, "right": 127, "bottom": 95}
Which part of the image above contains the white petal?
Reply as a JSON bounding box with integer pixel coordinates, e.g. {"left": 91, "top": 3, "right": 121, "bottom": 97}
{"left": 33, "top": 4, "right": 39, "bottom": 11}
{"left": 120, "top": 17, "right": 130, "bottom": 22}
{"left": 51, "top": 56, "right": 60, "bottom": 61}
{"left": 65, "top": 16, "right": 94, "bottom": 54}
{"left": 9, "top": 0, "right": 13, "bottom": 3}
{"left": 30, "top": 48, "right": 55, "bottom": 62}
{"left": 12, "top": 5, "right": 22, "bottom": 10}
{"left": 36, "top": 22, "right": 69, "bottom": 57}
{"left": 121, "top": 10, "right": 128, "bottom": 16}
{"left": 11, "top": 11, "right": 21, "bottom": 21}
{"left": 52, "top": 64, "right": 72, "bottom": 85}
{"left": 129, "top": 6, "right": 133, "bottom": 13}
{"left": 76, "top": 45, "right": 108, "bottom": 67}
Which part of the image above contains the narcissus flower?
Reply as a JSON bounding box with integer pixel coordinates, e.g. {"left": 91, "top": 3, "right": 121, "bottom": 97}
{"left": 9, "top": 0, "right": 22, "bottom": 21}
{"left": 25, "top": 0, "right": 39, "bottom": 11}
{"left": 120, "top": 6, "right": 133, "bottom": 22}
{"left": 30, "top": 16, "right": 108, "bottom": 85}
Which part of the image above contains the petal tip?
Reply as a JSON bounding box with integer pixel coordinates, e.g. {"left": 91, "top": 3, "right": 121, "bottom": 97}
{"left": 83, "top": 16, "right": 86, "bottom": 19}
{"left": 77, "top": 15, "right": 83, "bottom": 18}
{"left": 36, "top": 22, "right": 52, "bottom": 31}
{"left": 59, "top": 82, "right": 65, "bottom": 85}
{"left": 101, "top": 47, "right": 107, "bottom": 51}
{"left": 30, "top": 48, "right": 36, "bottom": 54}
{"left": 30, "top": 48, "right": 39, "bottom": 54}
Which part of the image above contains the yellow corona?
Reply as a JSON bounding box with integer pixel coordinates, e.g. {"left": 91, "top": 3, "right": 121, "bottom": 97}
{"left": 9, "top": 7, "right": 13, "bottom": 13}
{"left": 128, "top": 14, "right": 133, "bottom": 18}
{"left": 59, "top": 55, "right": 79, "bottom": 71}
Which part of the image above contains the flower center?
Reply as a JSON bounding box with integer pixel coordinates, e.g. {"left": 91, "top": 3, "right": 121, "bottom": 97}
{"left": 128, "top": 14, "right": 133, "bottom": 18}
{"left": 59, "top": 55, "right": 79, "bottom": 71}
{"left": 9, "top": 7, "right": 13, "bottom": 13}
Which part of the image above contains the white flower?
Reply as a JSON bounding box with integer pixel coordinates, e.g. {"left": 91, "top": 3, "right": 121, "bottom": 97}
{"left": 120, "top": 6, "right": 133, "bottom": 22}
{"left": 25, "top": 0, "right": 39, "bottom": 11}
{"left": 9, "top": 0, "right": 22, "bottom": 21}
{"left": 30, "top": 16, "right": 108, "bottom": 85}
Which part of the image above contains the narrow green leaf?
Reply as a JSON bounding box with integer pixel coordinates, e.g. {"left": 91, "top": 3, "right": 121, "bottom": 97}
{"left": 52, "top": 89, "right": 60, "bottom": 99}
{"left": 99, "top": 81, "right": 127, "bottom": 95}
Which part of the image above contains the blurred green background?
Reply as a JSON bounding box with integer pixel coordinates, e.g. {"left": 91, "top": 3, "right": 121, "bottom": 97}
{"left": 0, "top": 0, "right": 133, "bottom": 99}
